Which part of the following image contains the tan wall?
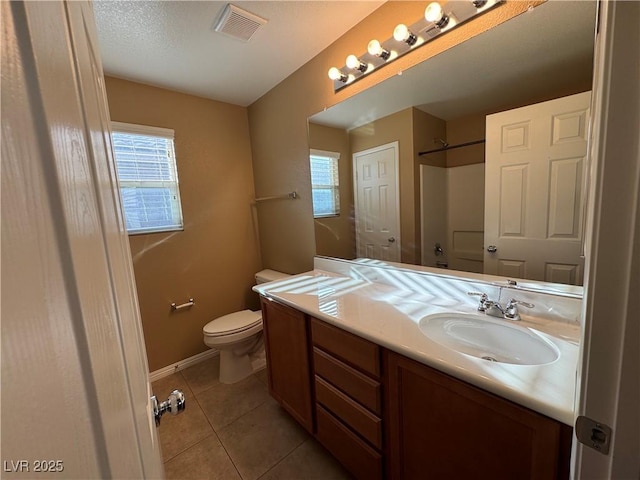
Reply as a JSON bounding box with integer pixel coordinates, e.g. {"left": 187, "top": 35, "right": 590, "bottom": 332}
{"left": 105, "top": 77, "right": 261, "bottom": 371}
{"left": 446, "top": 113, "right": 486, "bottom": 167}
{"left": 308, "top": 122, "right": 355, "bottom": 259}
{"left": 415, "top": 109, "right": 447, "bottom": 169}
{"left": 248, "top": 1, "right": 538, "bottom": 273}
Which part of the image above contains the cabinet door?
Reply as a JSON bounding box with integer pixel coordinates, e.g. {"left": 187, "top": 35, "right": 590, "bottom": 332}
{"left": 261, "top": 298, "right": 313, "bottom": 432}
{"left": 385, "top": 351, "right": 571, "bottom": 480}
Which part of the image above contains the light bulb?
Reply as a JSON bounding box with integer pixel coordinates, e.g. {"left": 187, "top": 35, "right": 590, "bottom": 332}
{"left": 367, "top": 39, "right": 383, "bottom": 56}
{"left": 327, "top": 67, "right": 347, "bottom": 82}
{"left": 346, "top": 55, "right": 360, "bottom": 69}
{"left": 393, "top": 24, "right": 409, "bottom": 42}
{"left": 425, "top": 2, "right": 449, "bottom": 28}
{"left": 367, "top": 39, "right": 390, "bottom": 60}
{"left": 425, "top": 2, "right": 444, "bottom": 22}
{"left": 346, "top": 54, "right": 367, "bottom": 73}
{"left": 393, "top": 24, "right": 417, "bottom": 46}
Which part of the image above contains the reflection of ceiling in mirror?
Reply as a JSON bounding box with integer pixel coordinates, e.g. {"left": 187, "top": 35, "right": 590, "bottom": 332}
{"left": 310, "top": 1, "right": 596, "bottom": 129}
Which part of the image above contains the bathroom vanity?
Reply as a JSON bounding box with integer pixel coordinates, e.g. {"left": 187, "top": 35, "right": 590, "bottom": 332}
{"left": 256, "top": 262, "right": 580, "bottom": 479}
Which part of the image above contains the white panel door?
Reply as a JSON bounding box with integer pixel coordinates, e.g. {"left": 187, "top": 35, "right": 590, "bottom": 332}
{"left": 484, "top": 91, "right": 591, "bottom": 284}
{"left": 353, "top": 142, "right": 400, "bottom": 262}
{"left": 1, "top": 1, "right": 163, "bottom": 478}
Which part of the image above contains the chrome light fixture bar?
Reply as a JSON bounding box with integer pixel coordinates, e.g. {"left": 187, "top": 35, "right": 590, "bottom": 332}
{"left": 328, "top": 0, "right": 503, "bottom": 91}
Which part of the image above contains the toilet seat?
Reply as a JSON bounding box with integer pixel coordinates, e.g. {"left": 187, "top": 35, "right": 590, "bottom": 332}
{"left": 203, "top": 310, "right": 261, "bottom": 337}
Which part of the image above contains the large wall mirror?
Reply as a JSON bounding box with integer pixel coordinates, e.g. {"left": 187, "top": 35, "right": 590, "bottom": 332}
{"left": 308, "top": 1, "right": 596, "bottom": 288}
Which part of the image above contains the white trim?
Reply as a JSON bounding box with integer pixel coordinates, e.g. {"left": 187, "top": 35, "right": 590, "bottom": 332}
{"left": 310, "top": 148, "right": 341, "bottom": 160}
{"left": 149, "top": 349, "right": 219, "bottom": 383}
{"left": 573, "top": 1, "right": 640, "bottom": 477}
{"left": 128, "top": 225, "right": 184, "bottom": 236}
{"left": 111, "top": 121, "right": 174, "bottom": 139}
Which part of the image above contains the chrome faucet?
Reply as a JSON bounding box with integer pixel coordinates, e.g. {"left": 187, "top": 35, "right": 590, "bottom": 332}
{"left": 467, "top": 292, "right": 534, "bottom": 321}
{"left": 467, "top": 292, "right": 490, "bottom": 312}
{"left": 503, "top": 298, "right": 535, "bottom": 320}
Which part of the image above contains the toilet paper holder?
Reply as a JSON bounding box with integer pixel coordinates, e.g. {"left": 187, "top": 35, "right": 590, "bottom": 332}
{"left": 171, "top": 298, "right": 195, "bottom": 311}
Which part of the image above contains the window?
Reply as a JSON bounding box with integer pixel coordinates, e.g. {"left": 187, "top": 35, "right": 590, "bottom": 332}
{"left": 310, "top": 149, "right": 340, "bottom": 218}
{"left": 111, "top": 122, "right": 184, "bottom": 234}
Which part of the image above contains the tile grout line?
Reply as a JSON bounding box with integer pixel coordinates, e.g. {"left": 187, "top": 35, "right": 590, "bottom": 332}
{"left": 191, "top": 373, "right": 294, "bottom": 480}
{"left": 254, "top": 437, "right": 311, "bottom": 480}
{"left": 157, "top": 371, "right": 207, "bottom": 464}
{"left": 243, "top": 435, "right": 309, "bottom": 480}
{"left": 193, "top": 375, "right": 272, "bottom": 433}
{"left": 162, "top": 432, "right": 218, "bottom": 466}
{"left": 185, "top": 371, "right": 248, "bottom": 480}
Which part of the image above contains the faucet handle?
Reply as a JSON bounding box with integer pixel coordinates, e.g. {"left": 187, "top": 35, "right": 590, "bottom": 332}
{"left": 467, "top": 292, "right": 489, "bottom": 311}
{"left": 506, "top": 298, "right": 534, "bottom": 309}
{"left": 504, "top": 298, "right": 534, "bottom": 320}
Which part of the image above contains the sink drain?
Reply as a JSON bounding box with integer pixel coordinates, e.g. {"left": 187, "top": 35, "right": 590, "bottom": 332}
{"left": 481, "top": 355, "right": 498, "bottom": 362}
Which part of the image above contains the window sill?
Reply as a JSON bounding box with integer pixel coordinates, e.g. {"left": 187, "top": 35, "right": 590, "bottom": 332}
{"left": 127, "top": 226, "right": 184, "bottom": 236}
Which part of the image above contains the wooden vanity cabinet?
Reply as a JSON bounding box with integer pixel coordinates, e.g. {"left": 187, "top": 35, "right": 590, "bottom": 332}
{"left": 384, "top": 350, "right": 572, "bottom": 480}
{"left": 260, "top": 297, "right": 313, "bottom": 432}
{"left": 260, "top": 297, "right": 572, "bottom": 480}
{"left": 311, "top": 318, "right": 384, "bottom": 480}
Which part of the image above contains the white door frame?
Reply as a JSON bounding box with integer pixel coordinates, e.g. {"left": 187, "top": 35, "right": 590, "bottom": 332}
{"left": 352, "top": 141, "right": 401, "bottom": 260}
{"left": 1, "top": 1, "right": 163, "bottom": 477}
{"left": 574, "top": 0, "right": 640, "bottom": 477}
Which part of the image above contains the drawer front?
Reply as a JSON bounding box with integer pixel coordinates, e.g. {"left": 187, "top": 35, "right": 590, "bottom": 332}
{"left": 316, "top": 405, "right": 383, "bottom": 480}
{"left": 311, "top": 318, "right": 380, "bottom": 378}
{"left": 313, "top": 347, "right": 382, "bottom": 415}
{"left": 315, "top": 376, "right": 382, "bottom": 449}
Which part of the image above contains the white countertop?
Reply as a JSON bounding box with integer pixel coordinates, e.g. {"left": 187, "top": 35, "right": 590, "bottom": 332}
{"left": 254, "top": 269, "right": 580, "bottom": 426}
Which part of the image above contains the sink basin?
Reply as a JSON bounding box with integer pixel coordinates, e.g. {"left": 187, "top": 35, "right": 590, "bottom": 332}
{"left": 419, "top": 313, "right": 560, "bottom": 365}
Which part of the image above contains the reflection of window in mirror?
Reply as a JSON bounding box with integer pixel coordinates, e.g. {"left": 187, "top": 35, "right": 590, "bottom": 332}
{"left": 310, "top": 149, "right": 340, "bottom": 218}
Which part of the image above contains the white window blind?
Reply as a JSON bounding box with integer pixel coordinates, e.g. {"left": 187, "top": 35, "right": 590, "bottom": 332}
{"left": 111, "top": 122, "right": 184, "bottom": 234}
{"left": 310, "top": 149, "right": 340, "bottom": 218}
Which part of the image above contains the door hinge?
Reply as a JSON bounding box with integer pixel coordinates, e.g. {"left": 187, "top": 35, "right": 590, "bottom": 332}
{"left": 575, "top": 415, "right": 612, "bottom": 455}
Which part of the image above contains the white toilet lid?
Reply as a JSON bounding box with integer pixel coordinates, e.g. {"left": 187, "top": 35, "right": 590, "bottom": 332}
{"left": 203, "top": 310, "right": 261, "bottom": 337}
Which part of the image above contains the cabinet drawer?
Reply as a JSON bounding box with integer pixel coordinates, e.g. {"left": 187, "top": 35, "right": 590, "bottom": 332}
{"left": 315, "top": 376, "right": 382, "bottom": 449}
{"left": 313, "top": 347, "right": 382, "bottom": 415}
{"left": 316, "top": 405, "right": 383, "bottom": 480}
{"left": 311, "top": 318, "right": 380, "bottom": 378}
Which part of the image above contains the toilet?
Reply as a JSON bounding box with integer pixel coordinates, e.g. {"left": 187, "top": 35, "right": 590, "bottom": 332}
{"left": 203, "top": 269, "right": 289, "bottom": 384}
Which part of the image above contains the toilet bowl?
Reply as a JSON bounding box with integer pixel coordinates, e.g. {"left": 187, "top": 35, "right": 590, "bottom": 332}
{"left": 203, "top": 269, "right": 289, "bottom": 384}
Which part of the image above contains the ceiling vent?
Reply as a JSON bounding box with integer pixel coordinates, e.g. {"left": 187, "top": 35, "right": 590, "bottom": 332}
{"left": 213, "top": 4, "right": 267, "bottom": 42}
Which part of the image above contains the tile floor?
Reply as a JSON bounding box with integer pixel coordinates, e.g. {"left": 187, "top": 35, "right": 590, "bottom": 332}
{"left": 152, "top": 355, "right": 352, "bottom": 480}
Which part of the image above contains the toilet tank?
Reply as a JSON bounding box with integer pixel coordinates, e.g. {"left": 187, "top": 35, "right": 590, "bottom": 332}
{"left": 255, "top": 269, "right": 290, "bottom": 284}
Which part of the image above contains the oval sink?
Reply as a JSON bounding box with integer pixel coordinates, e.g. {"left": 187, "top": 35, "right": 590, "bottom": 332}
{"left": 419, "top": 313, "right": 560, "bottom": 365}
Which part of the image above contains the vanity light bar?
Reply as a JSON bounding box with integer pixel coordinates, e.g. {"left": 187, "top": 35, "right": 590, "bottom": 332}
{"left": 328, "top": 0, "right": 503, "bottom": 91}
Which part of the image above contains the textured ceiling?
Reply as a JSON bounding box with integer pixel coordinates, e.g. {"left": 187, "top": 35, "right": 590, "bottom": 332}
{"left": 93, "top": 1, "right": 385, "bottom": 106}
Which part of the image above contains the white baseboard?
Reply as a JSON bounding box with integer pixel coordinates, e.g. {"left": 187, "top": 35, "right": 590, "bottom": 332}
{"left": 149, "top": 348, "right": 219, "bottom": 383}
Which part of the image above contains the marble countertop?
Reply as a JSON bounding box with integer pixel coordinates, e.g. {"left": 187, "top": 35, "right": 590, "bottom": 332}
{"left": 254, "top": 269, "right": 580, "bottom": 426}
